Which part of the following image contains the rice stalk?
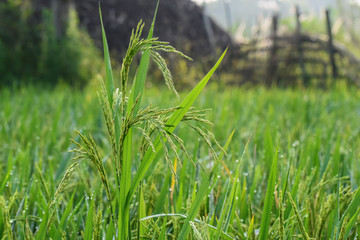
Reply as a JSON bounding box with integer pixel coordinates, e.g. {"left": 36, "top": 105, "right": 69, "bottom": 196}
{"left": 287, "top": 192, "right": 310, "bottom": 240}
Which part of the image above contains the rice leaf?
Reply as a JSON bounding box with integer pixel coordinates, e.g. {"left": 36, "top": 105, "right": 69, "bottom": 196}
{"left": 177, "top": 129, "right": 234, "bottom": 240}
{"left": 158, "top": 216, "right": 167, "bottom": 240}
{"left": 336, "top": 187, "right": 360, "bottom": 239}
{"left": 84, "top": 197, "right": 94, "bottom": 240}
{"left": 99, "top": 5, "right": 114, "bottom": 105}
{"left": 247, "top": 215, "right": 255, "bottom": 240}
{"left": 128, "top": 48, "right": 228, "bottom": 203}
{"left": 53, "top": 191, "right": 75, "bottom": 240}
{"left": 119, "top": 4, "right": 159, "bottom": 238}
{"left": 139, "top": 186, "right": 146, "bottom": 238}
{"left": 258, "top": 149, "right": 278, "bottom": 240}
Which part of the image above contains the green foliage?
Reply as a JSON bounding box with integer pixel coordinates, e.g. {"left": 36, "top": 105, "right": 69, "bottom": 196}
{"left": 0, "top": 0, "right": 101, "bottom": 88}
{"left": 70, "top": 7, "right": 226, "bottom": 239}
{"left": 1, "top": 83, "right": 360, "bottom": 238}
{"left": 1, "top": 5, "right": 360, "bottom": 240}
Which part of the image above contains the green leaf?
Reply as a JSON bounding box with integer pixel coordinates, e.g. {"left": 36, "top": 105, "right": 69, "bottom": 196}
{"left": 0, "top": 170, "right": 11, "bottom": 194}
{"left": 99, "top": 5, "right": 114, "bottom": 105}
{"left": 337, "top": 187, "right": 360, "bottom": 239}
{"left": 258, "top": 149, "right": 278, "bottom": 240}
{"left": 84, "top": 197, "right": 94, "bottom": 240}
{"left": 127, "top": 0, "right": 159, "bottom": 118}
{"left": 158, "top": 216, "right": 167, "bottom": 240}
{"left": 53, "top": 191, "right": 75, "bottom": 240}
{"left": 246, "top": 215, "right": 255, "bottom": 240}
{"left": 344, "top": 207, "right": 360, "bottom": 239}
{"left": 139, "top": 187, "right": 146, "bottom": 238}
{"left": 119, "top": 3, "right": 159, "bottom": 239}
{"left": 153, "top": 173, "right": 171, "bottom": 214}
{"left": 35, "top": 206, "right": 49, "bottom": 240}
{"left": 177, "top": 129, "right": 234, "bottom": 240}
{"left": 128, "top": 48, "right": 228, "bottom": 203}
{"left": 214, "top": 180, "right": 231, "bottom": 239}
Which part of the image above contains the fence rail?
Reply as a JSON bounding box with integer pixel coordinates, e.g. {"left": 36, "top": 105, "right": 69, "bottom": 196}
{"left": 228, "top": 8, "right": 360, "bottom": 87}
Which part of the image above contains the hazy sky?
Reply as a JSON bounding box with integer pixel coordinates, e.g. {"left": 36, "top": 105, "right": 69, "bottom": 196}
{"left": 190, "top": 0, "right": 340, "bottom": 34}
{"left": 191, "top": 0, "right": 217, "bottom": 4}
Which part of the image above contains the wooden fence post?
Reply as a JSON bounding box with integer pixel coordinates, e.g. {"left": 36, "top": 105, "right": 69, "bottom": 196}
{"left": 266, "top": 13, "right": 279, "bottom": 86}
{"left": 51, "top": 0, "right": 71, "bottom": 39}
{"left": 325, "top": 9, "right": 338, "bottom": 79}
{"left": 295, "top": 6, "right": 309, "bottom": 86}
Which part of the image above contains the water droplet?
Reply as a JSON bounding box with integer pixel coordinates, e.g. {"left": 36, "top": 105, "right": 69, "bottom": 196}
{"left": 217, "top": 175, "right": 220, "bottom": 178}
{"left": 244, "top": 172, "right": 248, "bottom": 176}
{"left": 35, "top": 179, "right": 38, "bottom": 183}
{"left": 169, "top": 188, "right": 172, "bottom": 192}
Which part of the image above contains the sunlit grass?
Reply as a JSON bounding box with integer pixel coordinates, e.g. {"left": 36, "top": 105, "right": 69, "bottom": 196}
{"left": 1, "top": 6, "right": 360, "bottom": 238}
{"left": 1, "top": 83, "right": 360, "bottom": 239}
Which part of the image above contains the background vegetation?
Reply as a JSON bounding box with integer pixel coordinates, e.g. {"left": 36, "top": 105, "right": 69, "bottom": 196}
{"left": 1, "top": 83, "right": 360, "bottom": 238}
{"left": 0, "top": 0, "right": 101, "bottom": 88}
{"left": 1, "top": 0, "right": 360, "bottom": 239}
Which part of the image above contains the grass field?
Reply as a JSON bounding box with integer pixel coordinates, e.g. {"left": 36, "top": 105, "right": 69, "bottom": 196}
{"left": 1, "top": 9, "right": 360, "bottom": 239}
{"left": 1, "top": 82, "right": 360, "bottom": 239}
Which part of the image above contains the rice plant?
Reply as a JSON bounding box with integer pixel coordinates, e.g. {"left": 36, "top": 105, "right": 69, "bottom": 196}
{"left": 1, "top": 5, "right": 360, "bottom": 240}
{"left": 69, "top": 6, "right": 228, "bottom": 239}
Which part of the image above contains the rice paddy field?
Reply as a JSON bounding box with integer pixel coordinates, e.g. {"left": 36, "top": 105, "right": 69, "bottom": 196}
{"left": 1, "top": 82, "right": 360, "bottom": 239}
{"left": 1, "top": 14, "right": 360, "bottom": 240}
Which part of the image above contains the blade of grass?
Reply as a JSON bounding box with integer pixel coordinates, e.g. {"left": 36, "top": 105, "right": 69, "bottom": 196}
{"left": 158, "top": 216, "right": 167, "bottom": 240}
{"left": 177, "top": 129, "right": 234, "bottom": 240}
{"left": 128, "top": 48, "right": 228, "bottom": 205}
{"left": 128, "top": 0, "right": 159, "bottom": 117}
{"left": 247, "top": 215, "right": 255, "bottom": 240}
{"left": 84, "top": 197, "right": 94, "bottom": 240}
{"left": 336, "top": 187, "right": 360, "bottom": 239}
{"left": 258, "top": 148, "right": 278, "bottom": 240}
{"left": 344, "top": 207, "right": 360, "bottom": 239}
{"left": 214, "top": 180, "right": 232, "bottom": 239}
{"left": 138, "top": 186, "right": 146, "bottom": 239}
{"left": 99, "top": 5, "right": 114, "bottom": 105}
{"left": 120, "top": 3, "right": 159, "bottom": 239}
{"left": 53, "top": 190, "right": 75, "bottom": 240}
